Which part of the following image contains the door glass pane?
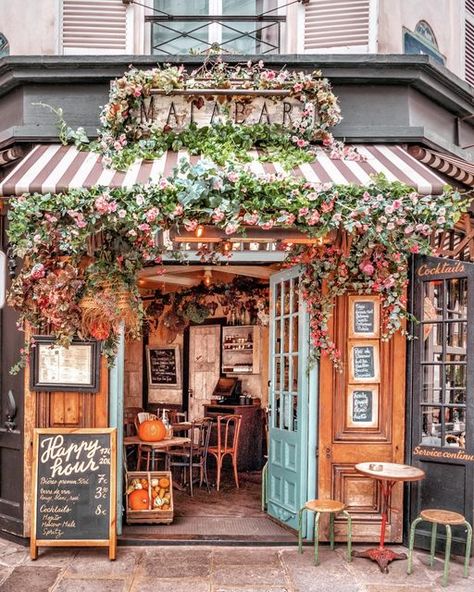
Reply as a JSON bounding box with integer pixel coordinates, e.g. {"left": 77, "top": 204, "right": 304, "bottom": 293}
{"left": 274, "top": 319, "right": 281, "bottom": 354}
{"left": 445, "top": 321, "right": 467, "bottom": 353}
{"left": 446, "top": 278, "right": 468, "bottom": 320}
{"left": 292, "top": 277, "right": 299, "bottom": 314}
{"left": 445, "top": 408, "right": 466, "bottom": 448}
{"left": 275, "top": 283, "right": 281, "bottom": 317}
{"left": 422, "top": 365, "right": 442, "bottom": 394}
{"left": 275, "top": 357, "right": 281, "bottom": 389}
{"left": 445, "top": 364, "right": 466, "bottom": 389}
{"left": 422, "top": 324, "right": 443, "bottom": 362}
{"left": 445, "top": 387, "right": 466, "bottom": 405}
{"left": 291, "top": 355, "right": 298, "bottom": 392}
{"left": 421, "top": 406, "right": 442, "bottom": 445}
{"left": 423, "top": 281, "right": 443, "bottom": 321}
{"left": 292, "top": 315, "right": 299, "bottom": 354}
{"left": 283, "top": 281, "right": 291, "bottom": 314}
{"left": 283, "top": 357, "right": 289, "bottom": 391}
{"left": 283, "top": 317, "right": 290, "bottom": 353}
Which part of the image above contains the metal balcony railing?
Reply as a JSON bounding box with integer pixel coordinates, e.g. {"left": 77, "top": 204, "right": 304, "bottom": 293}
{"left": 137, "top": 0, "right": 307, "bottom": 56}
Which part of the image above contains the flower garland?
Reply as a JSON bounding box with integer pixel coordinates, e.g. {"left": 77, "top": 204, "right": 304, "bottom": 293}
{"left": 6, "top": 156, "right": 468, "bottom": 370}
{"left": 91, "top": 59, "right": 343, "bottom": 170}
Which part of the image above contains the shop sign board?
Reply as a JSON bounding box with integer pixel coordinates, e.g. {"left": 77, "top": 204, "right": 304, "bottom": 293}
{"left": 136, "top": 93, "right": 306, "bottom": 130}
{"left": 348, "top": 296, "right": 380, "bottom": 339}
{"left": 30, "top": 428, "right": 117, "bottom": 560}
{"left": 146, "top": 345, "right": 181, "bottom": 389}
{"left": 347, "top": 385, "right": 379, "bottom": 428}
{"left": 349, "top": 342, "right": 380, "bottom": 383}
{"left": 413, "top": 445, "right": 474, "bottom": 463}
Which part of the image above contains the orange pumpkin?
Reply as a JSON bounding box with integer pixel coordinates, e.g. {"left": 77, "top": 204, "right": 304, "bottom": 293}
{"left": 138, "top": 419, "right": 167, "bottom": 442}
{"left": 129, "top": 489, "right": 149, "bottom": 511}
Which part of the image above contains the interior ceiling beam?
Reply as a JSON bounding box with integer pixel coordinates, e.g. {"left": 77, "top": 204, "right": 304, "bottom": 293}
{"left": 140, "top": 265, "right": 274, "bottom": 280}
{"left": 137, "top": 274, "right": 198, "bottom": 287}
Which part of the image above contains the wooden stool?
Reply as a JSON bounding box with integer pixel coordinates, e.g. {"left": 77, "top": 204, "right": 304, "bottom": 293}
{"left": 408, "top": 509, "right": 472, "bottom": 587}
{"left": 298, "top": 499, "right": 352, "bottom": 565}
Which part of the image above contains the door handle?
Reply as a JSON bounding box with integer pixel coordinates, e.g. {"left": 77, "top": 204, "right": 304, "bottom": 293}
{"left": 4, "top": 390, "right": 17, "bottom": 432}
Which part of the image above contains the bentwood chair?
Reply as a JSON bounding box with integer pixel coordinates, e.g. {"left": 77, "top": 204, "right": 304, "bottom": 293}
{"left": 166, "top": 418, "right": 213, "bottom": 496}
{"left": 207, "top": 414, "right": 242, "bottom": 492}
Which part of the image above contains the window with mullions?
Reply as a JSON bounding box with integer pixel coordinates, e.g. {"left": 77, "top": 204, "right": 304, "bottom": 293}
{"left": 0, "top": 33, "right": 9, "bottom": 58}
{"left": 420, "top": 278, "right": 467, "bottom": 448}
{"left": 151, "top": 0, "right": 281, "bottom": 55}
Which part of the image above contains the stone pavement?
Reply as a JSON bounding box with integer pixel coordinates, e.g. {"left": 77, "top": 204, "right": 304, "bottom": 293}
{"left": 0, "top": 537, "right": 473, "bottom": 592}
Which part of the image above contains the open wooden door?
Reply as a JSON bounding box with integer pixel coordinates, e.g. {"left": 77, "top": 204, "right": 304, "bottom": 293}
{"left": 319, "top": 294, "right": 406, "bottom": 542}
{"left": 267, "top": 267, "right": 317, "bottom": 531}
{"left": 188, "top": 325, "right": 221, "bottom": 421}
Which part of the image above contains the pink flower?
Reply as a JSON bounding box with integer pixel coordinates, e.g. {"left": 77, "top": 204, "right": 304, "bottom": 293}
{"left": 76, "top": 215, "right": 87, "bottom": 229}
{"left": 360, "top": 261, "right": 375, "bottom": 276}
{"left": 172, "top": 204, "right": 184, "bottom": 217}
{"left": 285, "top": 213, "right": 296, "bottom": 225}
{"left": 212, "top": 208, "right": 225, "bottom": 223}
{"left": 410, "top": 244, "right": 420, "bottom": 254}
{"left": 227, "top": 171, "right": 239, "bottom": 183}
{"left": 307, "top": 210, "right": 320, "bottom": 226}
{"left": 94, "top": 195, "right": 112, "bottom": 214}
{"left": 118, "top": 209, "right": 127, "bottom": 218}
{"left": 296, "top": 138, "right": 308, "bottom": 148}
{"left": 225, "top": 223, "right": 238, "bottom": 235}
{"left": 298, "top": 207, "right": 309, "bottom": 217}
{"left": 135, "top": 194, "right": 145, "bottom": 206}
{"left": 138, "top": 223, "right": 150, "bottom": 232}
{"left": 244, "top": 212, "right": 259, "bottom": 225}
{"left": 321, "top": 200, "right": 334, "bottom": 213}
{"left": 146, "top": 207, "right": 160, "bottom": 223}
{"left": 158, "top": 178, "right": 170, "bottom": 190}
{"left": 184, "top": 219, "right": 198, "bottom": 232}
{"left": 293, "top": 83, "right": 304, "bottom": 93}
{"left": 30, "top": 263, "right": 45, "bottom": 280}
{"left": 261, "top": 220, "right": 275, "bottom": 230}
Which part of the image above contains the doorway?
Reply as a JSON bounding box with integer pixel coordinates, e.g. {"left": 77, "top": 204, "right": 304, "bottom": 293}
{"left": 407, "top": 255, "right": 474, "bottom": 554}
{"left": 121, "top": 263, "right": 316, "bottom": 542}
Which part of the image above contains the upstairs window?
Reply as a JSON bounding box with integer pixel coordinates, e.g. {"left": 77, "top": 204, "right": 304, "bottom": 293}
{"left": 0, "top": 33, "right": 9, "bottom": 58}
{"left": 150, "top": 0, "right": 282, "bottom": 55}
{"left": 404, "top": 20, "right": 445, "bottom": 66}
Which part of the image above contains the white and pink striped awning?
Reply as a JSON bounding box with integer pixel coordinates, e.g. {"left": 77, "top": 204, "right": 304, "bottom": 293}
{"left": 0, "top": 143, "right": 448, "bottom": 197}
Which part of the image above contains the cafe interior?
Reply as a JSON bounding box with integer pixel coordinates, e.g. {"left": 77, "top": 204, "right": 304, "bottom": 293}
{"left": 121, "top": 251, "right": 293, "bottom": 542}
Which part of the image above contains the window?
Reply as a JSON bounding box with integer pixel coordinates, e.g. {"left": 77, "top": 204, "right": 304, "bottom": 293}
{"left": 0, "top": 33, "right": 9, "bottom": 58}
{"left": 150, "top": 0, "right": 281, "bottom": 55}
{"left": 403, "top": 20, "right": 445, "bottom": 66}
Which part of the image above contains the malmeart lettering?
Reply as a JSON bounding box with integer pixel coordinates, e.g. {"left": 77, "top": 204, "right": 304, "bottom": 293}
{"left": 417, "top": 261, "right": 465, "bottom": 277}
{"left": 136, "top": 95, "right": 306, "bottom": 129}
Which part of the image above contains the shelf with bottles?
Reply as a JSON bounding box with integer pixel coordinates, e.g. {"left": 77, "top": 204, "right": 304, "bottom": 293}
{"left": 222, "top": 325, "right": 261, "bottom": 375}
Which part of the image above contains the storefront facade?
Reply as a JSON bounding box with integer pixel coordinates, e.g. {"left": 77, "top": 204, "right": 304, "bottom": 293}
{"left": 0, "top": 55, "right": 473, "bottom": 547}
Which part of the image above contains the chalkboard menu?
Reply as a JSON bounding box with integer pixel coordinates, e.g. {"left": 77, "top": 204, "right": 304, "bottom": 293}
{"left": 31, "top": 428, "right": 117, "bottom": 560}
{"left": 351, "top": 344, "right": 379, "bottom": 382}
{"left": 349, "top": 296, "right": 380, "bottom": 338}
{"left": 147, "top": 346, "right": 181, "bottom": 388}
{"left": 347, "top": 386, "right": 379, "bottom": 428}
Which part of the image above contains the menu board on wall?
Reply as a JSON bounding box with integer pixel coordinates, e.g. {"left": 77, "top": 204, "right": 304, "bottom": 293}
{"left": 349, "top": 343, "right": 380, "bottom": 383}
{"left": 349, "top": 296, "right": 380, "bottom": 338}
{"left": 347, "top": 386, "right": 379, "bottom": 428}
{"left": 30, "top": 428, "right": 116, "bottom": 560}
{"left": 147, "top": 346, "right": 181, "bottom": 388}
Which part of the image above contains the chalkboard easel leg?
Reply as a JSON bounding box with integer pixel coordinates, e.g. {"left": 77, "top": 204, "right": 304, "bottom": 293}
{"left": 30, "top": 540, "right": 38, "bottom": 560}
{"left": 109, "top": 537, "right": 117, "bottom": 560}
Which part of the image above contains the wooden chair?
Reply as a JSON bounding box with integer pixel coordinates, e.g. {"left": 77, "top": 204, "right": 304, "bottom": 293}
{"left": 124, "top": 406, "right": 143, "bottom": 437}
{"left": 166, "top": 418, "right": 213, "bottom": 496}
{"left": 168, "top": 410, "right": 187, "bottom": 424}
{"left": 207, "top": 414, "right": 242, "bottom": 492}
{"left": 134, "top": 413, "right": 164, "bottom": 470}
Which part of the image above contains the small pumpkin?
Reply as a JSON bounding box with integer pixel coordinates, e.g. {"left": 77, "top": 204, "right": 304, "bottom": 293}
{"left": 129, "top": 488, "right": 149, "bottom": 511}
{"left": 159, "top": 477, "right": 170, "bottom": 488}
{"left": 138, "top": 418, "right": 167, "bottom": 442}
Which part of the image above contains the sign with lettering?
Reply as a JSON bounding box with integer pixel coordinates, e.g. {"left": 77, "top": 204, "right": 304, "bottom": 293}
{"left": 347, "top": 385, "right": 379, "bottom": 428}
{"left": 349, "top": 296, "right": 380, "bottom": 338}
{"left": 135, "top": 93, "right": 306, "bottom": 130}
{"left": 349, "top": 342, "right": 380, "bottom": 383}
{"left": 417, "top": 261, "right": 465, "bottom": 277}
{"left": 147, "top": 345, "right": 181, "bottom": 389}
{"left": 31, "top": 428, "right": 117, "bottom": 560}
{"left": 413, "top": 445, "right": 474, "bottom": 463}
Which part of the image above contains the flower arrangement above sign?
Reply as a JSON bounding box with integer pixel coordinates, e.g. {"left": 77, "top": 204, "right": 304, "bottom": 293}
{"left": 96, "top": 60, "right": 343, "bottom": 170}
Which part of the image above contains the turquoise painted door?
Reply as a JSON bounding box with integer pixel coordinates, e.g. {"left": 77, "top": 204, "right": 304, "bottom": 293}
{"left": 267, "top": 267, "right": 317, "bottom": 531}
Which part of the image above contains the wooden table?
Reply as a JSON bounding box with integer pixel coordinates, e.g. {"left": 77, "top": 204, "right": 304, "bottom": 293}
{"left": 124, "top": 435, "right": 190, "bottom": 450}
{"left": 353, "top": 462, "right": 425, "bottom": 573}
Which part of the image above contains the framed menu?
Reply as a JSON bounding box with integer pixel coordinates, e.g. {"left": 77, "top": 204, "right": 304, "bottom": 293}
{"left": 30, "top": 428, "right": 116, "bottom": 560}
{"left": 147, "top": 345, "right": 181, "bottom": 389}
{"left": 349, "top": 341, "right": 380, "bottom": 383}
{"left": 347, "top": 385, "right": 379, "bottom": 428}
{"left": 30, "top": 336, "right": 100, "bottom": 392}
{"left": 349, "top": 296, "right": 380, "bottom": 338}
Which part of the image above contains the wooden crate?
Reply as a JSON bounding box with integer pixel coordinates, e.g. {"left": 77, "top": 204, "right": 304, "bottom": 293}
{"left": 125, "top": 471, "right": 174, "bottom": 524}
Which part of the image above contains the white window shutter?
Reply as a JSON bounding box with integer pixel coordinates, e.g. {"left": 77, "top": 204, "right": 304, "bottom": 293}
{"left": 62, "top": 0, "right": 129, "bottom": 54}
{"left": 304, "top": 0, "right": 372, "bottom": 53}
{"left": 466, "top": 0, "right": 474, "bottom": 85}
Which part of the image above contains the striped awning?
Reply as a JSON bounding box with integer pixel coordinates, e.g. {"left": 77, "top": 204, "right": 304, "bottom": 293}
{"left": 407, "top": 146, "right": 474, "bottom": 188}
{"left": 0, "top": 143, "right": 448, "bottom": 197}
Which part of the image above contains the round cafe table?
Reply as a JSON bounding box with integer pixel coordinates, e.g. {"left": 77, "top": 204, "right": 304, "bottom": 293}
{"left": 353, "top": 462, "right": 425, "bottom": 573}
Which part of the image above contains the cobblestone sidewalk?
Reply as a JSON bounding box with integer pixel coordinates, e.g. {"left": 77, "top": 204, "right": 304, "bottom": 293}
{"left": 0, "top": 538, "right": 473, "bottom": 592}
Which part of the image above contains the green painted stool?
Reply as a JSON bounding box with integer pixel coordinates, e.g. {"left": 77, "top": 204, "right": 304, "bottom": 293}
{"left": 408, "top": 509, "right": 472, "bottom": 587}
{"left": 298, "top": 499, "right": 352, "bottom": 566}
